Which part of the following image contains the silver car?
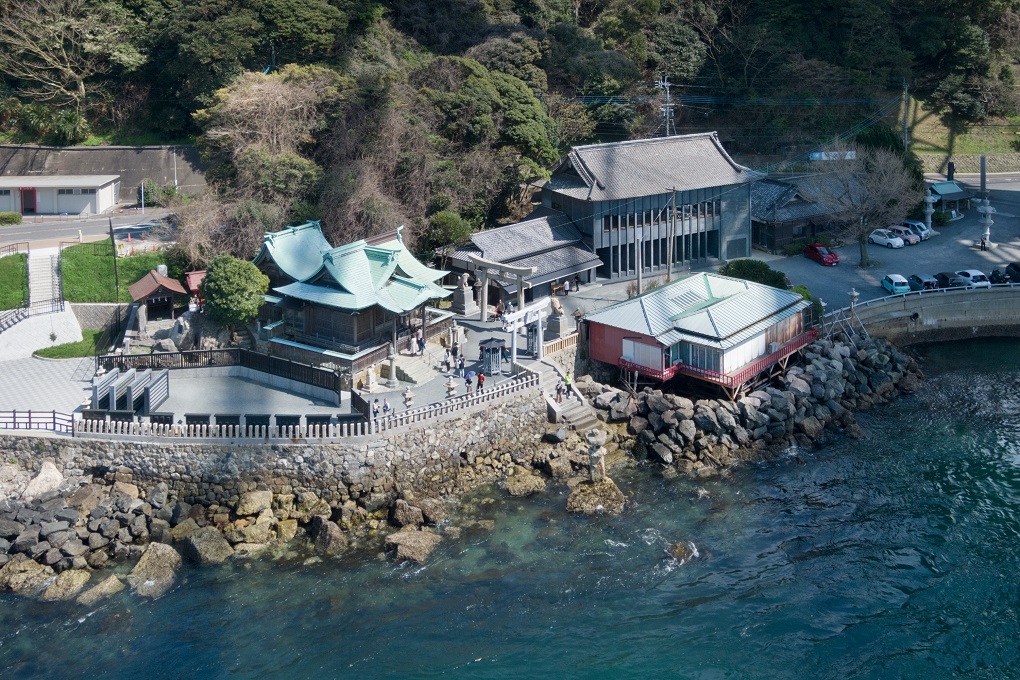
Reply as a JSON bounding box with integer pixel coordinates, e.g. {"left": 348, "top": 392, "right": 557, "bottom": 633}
{"left": 957, "top": 269, "right": 991, "bottom": 288}
{"left": 902, "top": 220, "right": 931, "bottom": 240}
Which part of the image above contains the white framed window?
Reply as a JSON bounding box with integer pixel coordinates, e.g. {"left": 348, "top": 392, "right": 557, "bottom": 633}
{"left": 0, "top": 190, "right": 9, "bottom": 196}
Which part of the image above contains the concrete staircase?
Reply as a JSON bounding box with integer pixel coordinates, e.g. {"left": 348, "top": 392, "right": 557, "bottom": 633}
{"left": 28, "top": 253, "right": 61, "bottom": 313}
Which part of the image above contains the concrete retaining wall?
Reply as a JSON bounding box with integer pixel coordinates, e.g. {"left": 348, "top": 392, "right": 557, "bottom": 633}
{"left": 171, "top": 365, "right": 340, "bottom": 407}
{"left": 69, "top": 303, "right": 128, "bottom": 331}
{"left": 0, "top": 391, "right": 549, "bottom": 509}
{"left": 845, "top": 286, "right": 1020, "bottom": 345}
{"left": 917, "top": 153, "right": 1020, "bottom": 175}
{"left": 0, "top": 145, "right": 208, "bottom": 202}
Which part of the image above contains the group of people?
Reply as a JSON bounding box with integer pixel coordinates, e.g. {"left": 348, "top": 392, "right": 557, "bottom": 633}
{"left": 443, "top": 346, "right": 466, "bottom": 376}
{"left": 371, "top": 398, "right": 392, "bottom": 418}
{"left": 465, "top": 372, "right": 485, "bottom": 395}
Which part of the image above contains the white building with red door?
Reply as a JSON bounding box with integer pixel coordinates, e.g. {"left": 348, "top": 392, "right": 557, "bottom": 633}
{"left": 0, "top": 175, "right": 120, "bottom": 216}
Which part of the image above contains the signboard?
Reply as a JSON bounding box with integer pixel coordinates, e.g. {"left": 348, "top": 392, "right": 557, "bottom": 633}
{"left": 809, "top": 151, "right": 857, "bottom": 161}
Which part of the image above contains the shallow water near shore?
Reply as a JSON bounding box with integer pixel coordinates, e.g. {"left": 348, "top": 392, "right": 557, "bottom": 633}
{"left": 3, "top": 338, "right": 1020, "bottom": 679}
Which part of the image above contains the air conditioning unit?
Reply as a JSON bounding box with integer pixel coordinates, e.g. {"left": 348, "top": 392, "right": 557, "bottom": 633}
{"left": 767, "top": 342, "right": 780, "bottom": 353}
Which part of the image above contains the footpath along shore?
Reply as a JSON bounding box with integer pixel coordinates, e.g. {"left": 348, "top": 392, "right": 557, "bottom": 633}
{"left": 0, "top": 333, "right": 921, "bottom": 604}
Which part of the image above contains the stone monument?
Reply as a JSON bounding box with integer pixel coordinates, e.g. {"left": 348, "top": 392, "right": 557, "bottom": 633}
{"left": 451, "top": 272, "right": 479, "bottom": 316}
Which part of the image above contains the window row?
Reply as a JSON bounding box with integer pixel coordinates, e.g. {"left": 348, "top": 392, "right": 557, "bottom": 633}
{"left": 601, "top": 201, "right": 720, "bottom": 232}
{"left": 57, "top": 188, "right": 97, "bottom": 195}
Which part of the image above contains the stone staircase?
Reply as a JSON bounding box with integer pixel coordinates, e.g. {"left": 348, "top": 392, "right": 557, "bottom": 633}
{"left": 381, "top": 342, "right": 444, "bottom": 385}
{"left": 539, "top": 362, "right": 600, "bottom": 433}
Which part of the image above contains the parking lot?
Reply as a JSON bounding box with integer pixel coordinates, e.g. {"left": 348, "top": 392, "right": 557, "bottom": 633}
{"left": 764, "top": 173, "right": 1020, "bottom": 310}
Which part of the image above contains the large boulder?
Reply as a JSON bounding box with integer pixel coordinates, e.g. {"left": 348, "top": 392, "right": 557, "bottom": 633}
{"left": 311, "top": 517, "right": 348, "bottom": 556}
{"left": 505, "top": 472, "right": 547, "bottom": 497}
{"left": 295, "top": 492, "right": 332, "bottom": 522}
{"left": 566, "top": 479, "right": 626, "bottom": 515}
{"left": 391, "top": 499, "right": 424, "bottom": 528}
{"left": 235, "top": 491, "right": 273, "bottom": 517}
{"left": 0, "top": 555, "right": 56, "bottom": 596}
{"left": 128, "top": 543, "right": 182, "bottom": 598}
{"left": 275, "top": 519, "right": 299, "bottom": 543}
{"left": 385, "top": 528, "right": 442, "bottom": 564}
{"left": 39, "top": 569, "right": 91, "bottom": 601}
{"left": 0, "top": 518, "right": 24, "bottom": 539}
{"left": 170, "top": 518, "right": 199, "bottom": 542}
{"left": 417, "top": 498, "right": 449, "bottom": 525}
{"left": 798, "top": 416, "right": 824, "bottom": 439}
{"left": 22, "top": 462, "right": 63, "bottom": 502}
{"left": 182, "top": 526, "right": 235, "bottom": 565}
{"left": 77, "top": 575, "right": 126, "bottom": 607}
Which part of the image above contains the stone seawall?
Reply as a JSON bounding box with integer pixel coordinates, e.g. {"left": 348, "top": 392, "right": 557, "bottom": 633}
{"left": 849, "top": 286, "right": 1020, "bottom": 346}
{"left": 2, "top": 392, "right": 549, "bottom": 511}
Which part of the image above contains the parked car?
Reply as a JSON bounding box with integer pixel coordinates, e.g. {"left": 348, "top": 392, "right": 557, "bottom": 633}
{"left": 1005, "top": 261, "right": 1020, "bottom": 282}
{"left": 868, "top": 229, "right": 905, "bottom": 248}
{"left": 902, "top": 220, "right": 931, "bottom": 240}
{"left": 881, "top": 274, "right": 910, "bottom": 295}
{"left": 888, "top": 224, "right": 920, "bottom": 245}
{"left": 934, "top": 271, "right": 968, "bottom": 289}
{"left": 804, "top": 243, "right": 839, "bottom": 266}
{"left": 990, "top": 269, "right": 1011, "bottom": 284}
{"left": 956, "top": 269, "right": 991, "bottom": 288}
{"left": 908, "top": 274, "right": 938, "bottom": 291}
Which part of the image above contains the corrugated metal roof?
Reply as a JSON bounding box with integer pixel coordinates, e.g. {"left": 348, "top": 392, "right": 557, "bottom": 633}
{"left": 0, "top": 175, "right": 119, "bottom": 188}
{"left": 548, "top": 133, "right": 761, "bottom": 202}
{"left": 585, "top": 272, "right": 806, "bottom": 348}
{"left": 253, "top": 221, "right": 332, "bottom": 283}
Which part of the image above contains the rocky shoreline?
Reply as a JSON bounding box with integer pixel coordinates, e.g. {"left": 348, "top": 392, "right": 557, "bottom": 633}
{"left": 0, "top": 334, "right": 922, "bottom": 605}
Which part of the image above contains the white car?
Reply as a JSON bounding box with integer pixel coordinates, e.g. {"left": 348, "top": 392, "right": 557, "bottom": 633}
{"left": 868, "top": 229, "right": 905, "bottom": 248}
{"left": 957, "top": 269, "right": 991, "bottom": 288}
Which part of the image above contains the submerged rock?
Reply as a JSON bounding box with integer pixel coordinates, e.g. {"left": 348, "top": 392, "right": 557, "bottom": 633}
{"left": 77, "top": 575, "right": 126, "bottom": 607}
{"left": 565, "top": 479, "right": 626, "bottom": 515}
{"left": 311, "top": 517, "right": 347, "bottom": 556}
{"left": 39, "top": 569, "right": 92, "bottom": 601}
{"left": 385, "top": 528, "right": 441, "bottom": 564}
{"left": 505, "top": 472, "right": 547, "bottom": 497}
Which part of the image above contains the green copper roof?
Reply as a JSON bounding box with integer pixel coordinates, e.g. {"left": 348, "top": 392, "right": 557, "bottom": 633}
{"left": 263, "top": 223, "right": 451, "bottom": 314}
{"left": 252, "top": 221, "right": 332, "bottom": 283}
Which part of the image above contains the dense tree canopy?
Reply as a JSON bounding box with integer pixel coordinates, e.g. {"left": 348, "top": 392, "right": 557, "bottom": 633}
{"left": 1, "top": 0, "right": 1017, "bottom": 267}
{"left": 201, "top": 255, "right": 269, "bottom": 326}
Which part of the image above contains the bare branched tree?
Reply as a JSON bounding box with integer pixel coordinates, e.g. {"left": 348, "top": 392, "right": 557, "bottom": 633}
{"left": 0, "top": 0, "right": 144, "bottom": 111}
{"left": 805, "top": 142, "right": 922, "bottom": 267}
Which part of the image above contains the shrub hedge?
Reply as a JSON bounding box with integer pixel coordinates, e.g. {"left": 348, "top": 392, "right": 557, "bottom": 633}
{"left": 0, "top": 211, "right": 22, "bottom": 225}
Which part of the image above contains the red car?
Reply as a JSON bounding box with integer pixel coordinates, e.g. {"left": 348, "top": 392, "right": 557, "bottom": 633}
{"left": 804, "top": 243, "right": 839, "bottom": 266}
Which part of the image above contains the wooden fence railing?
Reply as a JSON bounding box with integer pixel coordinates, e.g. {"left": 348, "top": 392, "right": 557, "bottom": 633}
{"left": 543, "top": 333, "right": 578, "bottom": 356}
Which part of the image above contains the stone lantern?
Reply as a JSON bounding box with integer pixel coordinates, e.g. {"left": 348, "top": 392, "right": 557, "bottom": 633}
{"left": 923, "top": 188, "right": 937, "bottom": 232}
{"left": 977, "top": 197, "right": 996, "bottom": 249}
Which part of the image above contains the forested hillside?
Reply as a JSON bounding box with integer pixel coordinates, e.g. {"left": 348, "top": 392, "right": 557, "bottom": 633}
{"left": 1, "top": 0, "right": 1017, "bottom": 262}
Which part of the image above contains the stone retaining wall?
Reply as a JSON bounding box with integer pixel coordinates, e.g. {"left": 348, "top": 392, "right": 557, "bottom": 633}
{"left": 69, "top": 303, "right": 128, "bottom": 331}
{"left": 917, "top": 153, "right": 1020, "bottom": 174}
{"left": 1, "top": 391, "right": 549, "bottom": 510}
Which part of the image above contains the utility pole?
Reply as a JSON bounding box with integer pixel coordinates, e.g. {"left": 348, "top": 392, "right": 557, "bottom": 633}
{"left": 901, "top": 79, "right": 910, "bottom": 151}
{"left": 665, "top": 188, "right": 676, "bottom": 277}
{"left": 655, "top": 75, "right": 676, "bottom": 137}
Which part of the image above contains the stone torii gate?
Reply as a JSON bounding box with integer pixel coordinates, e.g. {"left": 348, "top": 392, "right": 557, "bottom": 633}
{"left": 465, "top": 253, "right": 535, "bottom": 322}
{"left": 503, "top": 296, "right": 551, "bottom": 363}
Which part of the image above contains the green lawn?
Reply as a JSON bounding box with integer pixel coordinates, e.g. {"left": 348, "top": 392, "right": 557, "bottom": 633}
{"left": 34, "top": 329, "right": 103, "bottom": 359}
{"left": 0, "top": 253, "right": 28, "bottom": 310}
{"left": 61, "top": 239, "right": 168, "bottom": 303}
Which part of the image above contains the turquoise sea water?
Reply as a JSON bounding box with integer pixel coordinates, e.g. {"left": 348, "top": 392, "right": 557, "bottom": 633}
{"left": 3, "top": 338, "right": 1020, "bottom": 679}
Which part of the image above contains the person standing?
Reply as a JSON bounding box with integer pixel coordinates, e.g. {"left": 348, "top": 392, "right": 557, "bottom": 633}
{"left": 458, "top": 355, "right": 465, "bottom": 377}
{"left": 477, "top": 372, "right": 485, "bottom": 393}
{"left": 382, "top": 398, "right": 391, "bottom": 414}
{"left": 372, "top": 399, "right": 380, "bottom": 418}
{"left": 465, "top": 376, "right": 473, "bottom": 395}
{"left": 555, "top": 378, "right": 564, "bottom": 403}
{"left": 564, "top": 371, "right": 573, "bottom": 397}
{"left": 443, "top": 348, "right": 452, "bottom": 374}
{"left": 574, "top": 274, "right": 581, "bottom": 291}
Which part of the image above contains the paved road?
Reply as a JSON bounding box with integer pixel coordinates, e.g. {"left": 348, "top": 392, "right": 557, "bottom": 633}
{"left": 0, "top": 207, "right": 171, "bottom": 248}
